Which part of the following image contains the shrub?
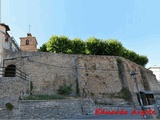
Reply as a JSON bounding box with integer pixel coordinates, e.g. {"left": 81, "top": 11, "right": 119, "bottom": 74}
{"left": 5, "top": 103, "right": 14, "bottom": 111}
{"left": 58, "top": 83, "right": 73, "bottom": 95}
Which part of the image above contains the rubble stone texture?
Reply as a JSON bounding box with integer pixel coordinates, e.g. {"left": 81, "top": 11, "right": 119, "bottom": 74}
{"left": 2, "top": 50, "right": 160, "bottom": 101}
{"left": 0, "top": 50, "right": 160, "bottom": 119}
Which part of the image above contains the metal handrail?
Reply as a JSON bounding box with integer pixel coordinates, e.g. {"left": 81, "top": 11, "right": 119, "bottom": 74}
{"left": 0, "top": 67, "right": 29, "bottom": 81}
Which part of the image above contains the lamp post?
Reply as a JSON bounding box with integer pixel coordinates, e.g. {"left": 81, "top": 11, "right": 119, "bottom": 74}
{"left": 130, "top": 71, "right": 143, "bottom": 106}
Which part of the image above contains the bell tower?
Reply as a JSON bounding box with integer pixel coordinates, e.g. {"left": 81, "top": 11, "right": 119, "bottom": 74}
{"left": 20, "top": 33, "right": 38, "bottom": 51}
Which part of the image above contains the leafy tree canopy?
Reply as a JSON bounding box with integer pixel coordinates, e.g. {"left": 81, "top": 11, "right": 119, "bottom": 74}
{"left": 38, "top": 43, "right": 47, "bottom": 52}
{"left": 71, "top": 38, "right": 86, "bottom": 54}
{"left": 39, "top": 35, "right": 149, "bottom": 67}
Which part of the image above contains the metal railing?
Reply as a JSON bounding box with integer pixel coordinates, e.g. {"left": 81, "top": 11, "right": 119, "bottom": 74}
{"left": 0, "top": 67, "right": 29, "bottom": 81}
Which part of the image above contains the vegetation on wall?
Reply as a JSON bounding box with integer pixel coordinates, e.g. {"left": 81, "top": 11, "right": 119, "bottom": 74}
{"left": 116, "top": 57, "right": 127, "bottom": 88}
{"left": 39, "top": 35, "right": 148, "bottom": 66}
{"left": 5, "top": 103, "right": 14, "bottom": 111}
{"left": 57, "top": 83, "right": 73, "bottom": 96}
{"left": 76, "top": 79, "right": 80, "bottom": 96}
{"left": 119, "top": 88, "right": 132, "bottom": 101}
{"left": 30, "top": 81, "right": 33, "bottom": 95}
{"left": 115, "top": 88, "right": 132, "bottom": 101}
{"left": 117, "top": 58, "right": 123, "bottom": 75}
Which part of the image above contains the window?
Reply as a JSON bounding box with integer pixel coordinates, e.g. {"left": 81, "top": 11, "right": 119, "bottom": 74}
{"left": 26, "top": 40, "right": 29, "bottom": 45}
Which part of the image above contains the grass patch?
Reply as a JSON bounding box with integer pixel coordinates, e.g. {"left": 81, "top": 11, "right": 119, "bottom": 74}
{"left": 23, "top": 94, "right": 65, "bottom": 100}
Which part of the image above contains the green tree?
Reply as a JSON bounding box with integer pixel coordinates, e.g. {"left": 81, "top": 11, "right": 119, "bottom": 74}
{"left": 122, "top": 48, "right": 148, "bottom": 66}
{"left": 86, "top": 37, "right": 105, "bottom": 55}
{"left": 104, "top": 39, "right": 123, "bottom": 56}
{"left": 39, "top": 43, "right": 48, "bottom": 52}
{"left": 39, "top": 35, "right": 149, "bottom": 66}
{"left": 122, "top": 47, "right": 130, "bottom": 59}
{"left": 70, "top": 38, "right": 86, "bottom": 54}
{"left": 136, "top": 55, "right": 149, "bottom": 67}
{"left": 128, "top": 50, "right": 138, "bottom": 63}
{"left": 46, "top": 35, "right": 71, "bottom": 53}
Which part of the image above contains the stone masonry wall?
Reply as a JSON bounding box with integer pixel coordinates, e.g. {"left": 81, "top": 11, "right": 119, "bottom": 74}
{"left": 77, "top": 56, "right": 122, "bottom": 99}
{"left": 0, "top": 77, "right": 29, "bottom": 119}
{"left": 119, "top": 57, "right": 160, "bottom": 103}
{"left": 0, "top": 77, "right": 28, "bottom": 106}
{"left": 19, "top": 99, "right": 82, "bottom": 119}
{"left": 4, "top": 51, "right": 77, "bottom": 96}
{"left": 2, "top": 50, "right": 160, "bottom": 103}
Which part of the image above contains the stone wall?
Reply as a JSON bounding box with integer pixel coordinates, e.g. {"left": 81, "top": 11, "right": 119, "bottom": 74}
{"left": 0, "top": 77, "right": 28, "bottom": 106}
{"left": 0, "top": 98, "right": 158, "bottom": 119}
{"left": 0, "top": 77, "right": 29, "bottom": 119}
{"left": 0, "top": 98, "right": 96, "bottom": 119}
{"left": 119, "top": 57, "right": 160, "bottom": 103}
{"left": 2, "top": 50, "right": 160, "bottom": 103}
{"left": 77, "top": 56, "right": 122, "bottom": 99}
{"left": 19, "top": 99, "right": 82, "bottom": 119}
{"left": 4, "top": 51, "right": 77, "bottom": 96}
{"left": 1, "top": 50, "right": 160, "bottom": 119}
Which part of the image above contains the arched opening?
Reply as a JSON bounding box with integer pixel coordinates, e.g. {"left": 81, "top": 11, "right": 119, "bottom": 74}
{"left": 5, "top": 65, "right": 16, "bottom": 77}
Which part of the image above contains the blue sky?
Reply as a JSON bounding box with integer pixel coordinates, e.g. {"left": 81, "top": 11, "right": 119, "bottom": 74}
{"left": 1, "top": 0, "right": 160, "bottom": 67}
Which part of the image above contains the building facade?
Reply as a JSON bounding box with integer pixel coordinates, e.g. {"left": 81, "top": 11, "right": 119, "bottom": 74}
{"left": 0, "top": 23, "right": 20, "bottom": 67}
{"left": 0, "top": 23, "right": 38, "bottom": 68}
{"left": 148, "top": 66, "right": 160, "bottom": 83}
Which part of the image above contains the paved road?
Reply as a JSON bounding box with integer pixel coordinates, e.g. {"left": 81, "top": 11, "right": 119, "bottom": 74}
{"left": 73, "top": 108, "right": 156, "bottom": 119}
